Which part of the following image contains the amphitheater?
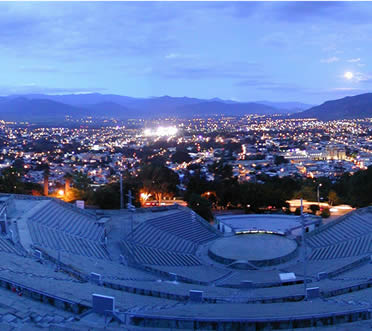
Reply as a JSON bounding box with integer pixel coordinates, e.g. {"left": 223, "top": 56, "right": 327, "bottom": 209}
{"left": 0, "top": 193, "right": 371, "bottom": 330}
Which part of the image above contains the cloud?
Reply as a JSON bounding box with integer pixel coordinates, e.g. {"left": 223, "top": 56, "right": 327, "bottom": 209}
{"left": 236, "top": 78, "right": 302, "bottom": 93}
{"left": 261, "top": 32, "right": 289, "bottom": 48}
{"left": 337, "top": 71, "right": 372, "bottom": 83}
{"left": 354, "top": 72, "right": 372, "bottom": 83}
{"left": 347, "top": 58, "right": 361, "bottom": 63}
{"left": 165, "top": 53, "right": 197, "bottom": 60}
{"left": 0, "top": 85, "right": 106, "bottom": 96}
{"left": 155, "top": 60, "right": 260, "bottom": 80}
{"left": 165, "top": 53, "right": 180, "bottom": 59}
{"left": 268, "top": 2, "right": 370, "bottom": 24}
{"left": 213, "top": 2, "right": 264, "bottom": 18}
{"left": 330, "top": 87, "right": 364, "bottom": 92}
{"left": 0, "top": 2, "right": 181, "bottom": 59}
{"left": 19, "top": 65, "right": 59, "bottom": 73}
{"left": 320, "top": 57, "right": 339, "bottom": 64}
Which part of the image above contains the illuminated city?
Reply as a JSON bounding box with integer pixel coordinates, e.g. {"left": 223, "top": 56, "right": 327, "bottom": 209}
{"left": 0, "top": 1, "right": 371, "bottom": 330}
{"left": 0, "top": 116, "right": 370, "bottom": 196}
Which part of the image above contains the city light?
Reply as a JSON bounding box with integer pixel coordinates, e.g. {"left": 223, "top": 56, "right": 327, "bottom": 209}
{"left": 140, "top": 192, "right": 151, "bottom": 201}
{"left": 143, "top": 126, "right": 178, "bottom": 137}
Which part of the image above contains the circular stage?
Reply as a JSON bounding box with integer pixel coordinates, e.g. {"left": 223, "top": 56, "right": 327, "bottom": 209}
{"left": 208, "top": 234, "right": 298, "bottom": 267}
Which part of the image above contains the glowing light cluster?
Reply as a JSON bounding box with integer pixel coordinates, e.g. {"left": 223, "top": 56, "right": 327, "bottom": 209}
{"left": 143, "top": 126, "right": 178, "bottom": 137}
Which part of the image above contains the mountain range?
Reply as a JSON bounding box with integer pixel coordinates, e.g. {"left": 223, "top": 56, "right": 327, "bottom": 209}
{"left": 0, "top": 93, "right": 313, "bottom": 122}
{"left": 2, "top": 92, "right": 372, "bottom": 122}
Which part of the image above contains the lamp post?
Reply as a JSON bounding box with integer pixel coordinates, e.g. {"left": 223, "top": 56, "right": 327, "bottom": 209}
{"left": 317, "top": 183, "right": 322, "bottom": 204}
{"left": 120, "top": 173, "right": 124, "bottom": 210}
{"left": 126, "top": 190, "right": 136, "bottom": 264}
{"left": 301, "top": 198, "right": 308, "bottom": 300}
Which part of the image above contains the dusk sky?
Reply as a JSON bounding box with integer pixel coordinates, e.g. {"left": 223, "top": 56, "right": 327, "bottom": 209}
{"left": 1, "top": 1, "right": 372, "bottom": 104}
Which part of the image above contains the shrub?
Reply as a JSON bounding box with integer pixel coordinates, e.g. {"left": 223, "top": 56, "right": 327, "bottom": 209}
{"left": 321, "top": 207, "right": 330, "bottom": 218}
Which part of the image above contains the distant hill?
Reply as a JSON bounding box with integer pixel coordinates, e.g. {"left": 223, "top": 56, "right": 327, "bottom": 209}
{"left": 80, "top": 102, "right": 131, "bottom": 118}
{"left": 0, "top": 93, "right": 313, "bottom": 121}
{"left": 8, "top": 93, "right": 139, "bottom": 107}
{"left": 293, "top": 93, "right": 372, "bottom": 120}
{"left": 175, "top": 101, "right": 277, "bottom": 116}
{"left": 12, "top": 94, "right": 203, "bottom": 111}
{"left": 256, "top": 101, "right": 314, "bottom": 113}
{"left": 0, "top": 97, "right": 82, "bottom": 121}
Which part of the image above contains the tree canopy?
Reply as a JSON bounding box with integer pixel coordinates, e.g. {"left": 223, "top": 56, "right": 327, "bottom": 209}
{"left": 139, "top": 164, "right": 179, "bottom": 202}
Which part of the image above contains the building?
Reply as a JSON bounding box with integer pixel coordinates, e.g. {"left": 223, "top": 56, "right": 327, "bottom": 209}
{"left": 215, "top": 213, "right": 321, "bottom": 236}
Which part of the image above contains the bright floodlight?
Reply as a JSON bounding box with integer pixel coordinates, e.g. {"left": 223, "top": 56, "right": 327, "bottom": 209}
{"left": 144, "top": 128, "right": 152, "bottom": 136}
{"left": 143, "top": 126, "right": 178, "bottom": 137}
{"left": 344, "top": 71, "right": 353, "bottom": 80}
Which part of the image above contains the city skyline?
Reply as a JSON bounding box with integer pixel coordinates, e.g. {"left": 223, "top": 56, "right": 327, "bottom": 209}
{"left": 1, "top": 2, "right": 372, "bottom": 104}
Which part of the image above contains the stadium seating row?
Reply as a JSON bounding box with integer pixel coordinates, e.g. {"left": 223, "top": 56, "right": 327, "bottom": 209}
{"left": 129, "top": 223, "right": 196, "bottom": 253}
{"left": 29, "top": 201, "right": 104, "bottom": 241}
{"left": 28, "top": 221, "right": 109, "bottom": 260}
{"left": 145, "top": 211, "right": 219, "bottom": 244}
{"left": 121, "top": 241, "right": 201, "bottom": 266}
{"left": 309, "top": 234, "right": 372, "bottom": 260}
{"left": 307, "top": 213, "right": 372, "bottom": 248}
{"left": 0, "top": 237, "right": 24, "bottom": 256}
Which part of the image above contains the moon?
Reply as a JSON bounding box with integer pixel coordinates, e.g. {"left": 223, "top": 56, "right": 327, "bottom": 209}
{"left": 344, "top": 71, "right": 353, "bottom": 80}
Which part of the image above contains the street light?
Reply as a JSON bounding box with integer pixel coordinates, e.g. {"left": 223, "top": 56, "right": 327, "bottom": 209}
{"left": 317, "top": 183, "right": 322, "bottom": 204}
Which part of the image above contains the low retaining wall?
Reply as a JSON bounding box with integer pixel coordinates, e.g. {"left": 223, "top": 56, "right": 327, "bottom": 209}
{"left": 131, "top": 309, "right": 371, "bottom": 330}
{"left": 208, "top": 245, "right": 299, "bottom": 268}
{"left": 0, "top": 275, "right": 89, "bottom": 314}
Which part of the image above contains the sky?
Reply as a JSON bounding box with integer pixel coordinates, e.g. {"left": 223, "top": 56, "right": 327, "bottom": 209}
{"left": 1, "top": 1, "right": 372, "bottom": 104}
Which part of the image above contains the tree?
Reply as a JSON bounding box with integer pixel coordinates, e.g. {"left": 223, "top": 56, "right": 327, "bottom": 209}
{"left": 293, "top": 186, "right": 317, "bottom": 201}
{"left": 274, "top": 155, "right": 288, "bottom": 166}
{"left": 140, "top": 164, "right": 179, "bottom": 202}
{"left": 208, "top": 160, "right": 233, "bottom": 182}
{"left": 309, "top": 204, "right": 320, "bottom": 215}
{"left": 13, "top": 159, "right": 25, "bottom": 172}
{"left": 43, "top": 166, "right": 50, "bottom": 196}
{"left": 92, "top": 177, "right": 141, "bottom": 209}
{"left": 343, "top": 166, "right": 372, "bottom": 207}
{"left": 64, "top": 172, "right": 73, "bottom": 194}
{"left": 185, "top": 174, "right": 213, "bottom": 200}
{"left": 328, "top": 190, "right": 341, "bottom": 206}
{"left": 92, "top": 183, "right": 121, "bottom": 209}
{"left": 64, "top": 187, "right": 84, "bottom": 203}
{"left": 0, "top": 167, "right": 24, "bottom": 193}
{"left": 187, "top": 193, "right": 213, "bottom": 221}
{"left": 73, "top": 171, "right": 92, "bottom": 192}
{"left": 321, "top": 207, "right": 330, "bottom": 218}
{"left": 171, "top": 150, "right": 192, "bottom": 164}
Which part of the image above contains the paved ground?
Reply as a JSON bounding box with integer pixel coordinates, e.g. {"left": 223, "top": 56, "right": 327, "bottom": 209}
{"left": 209, "top": 234, "right": 297, "bottom": 262}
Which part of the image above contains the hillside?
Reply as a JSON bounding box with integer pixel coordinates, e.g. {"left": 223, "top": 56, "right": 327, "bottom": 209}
{"left": 0, "top": 97, "right": 82, "bottom": 121}
{"left": 294, "top": 93, "right": 372, "bottom": 120}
